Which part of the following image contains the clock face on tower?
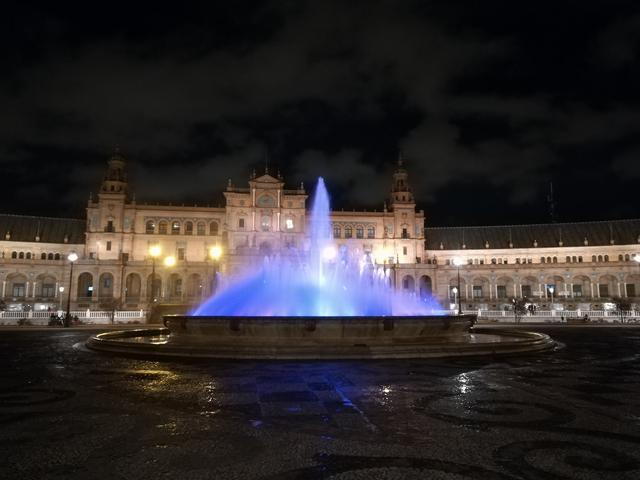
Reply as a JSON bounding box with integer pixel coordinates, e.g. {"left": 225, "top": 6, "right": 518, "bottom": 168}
{"left": 257, "top": 194, "right": 275, "bottom": 207}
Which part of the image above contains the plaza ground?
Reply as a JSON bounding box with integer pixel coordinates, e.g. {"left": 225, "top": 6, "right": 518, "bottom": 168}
{"left": 1, "top": 327, "right": 640, "bottom": 479}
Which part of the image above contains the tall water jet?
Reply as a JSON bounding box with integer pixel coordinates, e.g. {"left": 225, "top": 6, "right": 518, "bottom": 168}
{"left": 192, "top": 177, "right": 440, "bottom": 317}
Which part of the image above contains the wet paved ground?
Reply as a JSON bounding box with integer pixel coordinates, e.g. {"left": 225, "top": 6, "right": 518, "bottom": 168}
{"left": 1, "top": 327, "right": 640, "bottom": 479}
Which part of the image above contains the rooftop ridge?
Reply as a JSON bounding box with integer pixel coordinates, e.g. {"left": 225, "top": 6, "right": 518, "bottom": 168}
{"left": 425, "top": 218, "right": 640, "bottom": 230}
{"left": 0, "top": 213, "right": 85, "bottom": 222}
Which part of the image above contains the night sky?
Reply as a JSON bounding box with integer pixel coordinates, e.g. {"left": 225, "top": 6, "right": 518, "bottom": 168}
{"left": 2, "top": 1, "right": 639, "bottom": 226}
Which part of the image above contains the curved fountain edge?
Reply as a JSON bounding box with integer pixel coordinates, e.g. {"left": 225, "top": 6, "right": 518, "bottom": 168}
{"left": 85, "top": 319, "right": 556, "bottom": 360}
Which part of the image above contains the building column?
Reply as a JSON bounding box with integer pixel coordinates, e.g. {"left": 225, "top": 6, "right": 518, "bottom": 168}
{"left": 623, "top": 282, "right": 627, "bottom": 297}
{"left": 464, "top": 283, "right": 469, "bottom": 300}
{"left": 1, "top": 280, "right": 5, "bottom": 297}
{"left": 519, "top": 283, "right": 523, "bottom": 298}
{"left": 596, "top": 283, "right": 600, "bottom": 298}
{"left": 590, "top": 283, "right": 594, "bottom": 298}
{"left": 569, "top": 282, "right": 574, "bottom": 298}
{"left": 617, "top": 282, "right": 622, "bottom": 297}
{"left": 489, "top": 283, "right": 493, "bottom": 300}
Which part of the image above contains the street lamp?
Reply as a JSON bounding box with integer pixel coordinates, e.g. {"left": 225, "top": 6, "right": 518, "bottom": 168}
{"left": 64, "top": 252, "right": 78, "bottom": 327}
{"left": 148, "top": 245, "right": 161, "bottom": 304}
{"left": 208, "top": 245, "right": 222, "bottom": 296}
{"left": 453, "top": 257, "right": 463, "bottom": 315}
{"left": 549, "top": 285, "right": 555, "bottom": 309}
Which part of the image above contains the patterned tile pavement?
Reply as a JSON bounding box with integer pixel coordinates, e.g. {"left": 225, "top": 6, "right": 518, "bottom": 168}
{"left": 1, "top": 326, "right": 640, "bottom": 479}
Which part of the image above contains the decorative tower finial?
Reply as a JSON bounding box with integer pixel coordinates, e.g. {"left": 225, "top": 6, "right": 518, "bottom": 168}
{"left": 398, "top": 149, "right": 403, "bottom": 167}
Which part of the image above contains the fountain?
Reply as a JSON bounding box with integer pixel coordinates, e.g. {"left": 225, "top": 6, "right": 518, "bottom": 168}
{"left": 87, "top": 178, "right": 555, "bottom": 359}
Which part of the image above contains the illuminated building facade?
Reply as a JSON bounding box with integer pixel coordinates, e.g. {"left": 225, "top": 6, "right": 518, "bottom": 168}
{"left": 0, "top": 150, "right": 638, "bottom": 313}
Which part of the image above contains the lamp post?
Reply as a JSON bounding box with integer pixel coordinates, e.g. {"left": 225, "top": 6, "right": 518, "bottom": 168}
{"left": 64, "top": 252, "right": 78, "bottom": 327}
{"left": 208, "top": 245, "right": 222, "bottom": 296}
{"left": 549, "top": 285, "right": 555, "bottom": 310}
{"left": 148, "top": 245, "right": 161, "bottom": 304}
{"left": 453, "top": 257, "right": 463, "bottom": 315}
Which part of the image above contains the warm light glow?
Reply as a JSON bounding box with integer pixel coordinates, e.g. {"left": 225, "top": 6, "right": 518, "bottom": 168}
{"left": 67, "top": 252, "right": 78, "bottom": 262}
{"left": 322, "top": 245, "right": 337, "bottom": 261}
{"left": 549, "top": 286, "right": 555, "bottom": 294}
{"left": 209, "top": 245, "right": 222, "bottom": 260}
{"left": 285, "top": 218, "right": 294, "bottom": 230}
{"left": 452, "top": 257, "right": 464, "bottom": 267}
{"left": 634, "top": 254, "right": 640, "bottom": 263}
{"left": 59, "top": 286, "right": 65, "bottom": 293}
{"left": 164, "top": 256, "right": 176, "bottom": 267}
{"left": 452, "top": 287, "right": 458, "bottom": 294}
{"left": 149, "top": 245, "right": 161, "bottom": 258}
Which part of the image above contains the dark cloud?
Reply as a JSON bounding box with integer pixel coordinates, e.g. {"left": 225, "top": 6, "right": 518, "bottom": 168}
{"left": 0, "top": 0, "right": 639, "bottom": 224}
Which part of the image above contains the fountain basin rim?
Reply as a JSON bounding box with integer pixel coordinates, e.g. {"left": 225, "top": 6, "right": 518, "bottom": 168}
{"left": 86, "top": 327, "right": 555, "bottom": 359}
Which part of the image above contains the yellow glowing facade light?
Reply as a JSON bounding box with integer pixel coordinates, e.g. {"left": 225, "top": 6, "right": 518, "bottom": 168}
{"left": 163, "top": 255, "right": 176, "bottom": 267}
{"left": 67, "top": 252, "right": 79, "bottom": 262}
{"left": 149, "top": 245, "right": 161, "bottom": 258}
{"left": 209, "top": 245, "right": 222, "bottom": 260}
{"left": 452, "top": 257, "right": 464, "bottom": 267}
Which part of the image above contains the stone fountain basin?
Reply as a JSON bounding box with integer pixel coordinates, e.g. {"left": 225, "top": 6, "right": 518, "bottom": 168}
{"left": 86, "top": 314, "right": 556, "bottom": 359}
{"left": 162, "top": 314, "right": 476, "bottom": 344}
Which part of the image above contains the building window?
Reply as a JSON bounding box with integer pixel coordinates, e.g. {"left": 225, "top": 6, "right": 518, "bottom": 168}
{"left": 285, "top": 218, "right": 294, "bottom": 230}
{"left": 11, "top": 251, "right": 17, "bottom": 259}
{"left": 472, "top": 286, "right": 483, "bottom": 298}
{"left": 54, "top": 253, "right": 60, "bottom": 260}
{"left": 26, "top": 252, "right": 31, "bottom": 259}
{"left": 604, "top": 255, "right": 609, "bottom": 262}
{"left": 402, "top": 227, "right": 409, "bottom": 239}
{"left": 403, "top": 246, "right": 407, "bottom": 255}
{"left": 625, "top": 254, "right": 630, "bottom": 261}
{"left": 578, "top": 256, "right": 583, "bottom": 262}
{"left": 106, "top": 241, "right": 112, "bottom": 251}
{"left": 105, "top": 220, "right": 114, "bottom": 232}
{"left": 592, "top": 255, "right": 597, "bottom": 262}
{"left": 541, "top": 257, "right": 546, "bottom": 263}
{"left": 177, "top": 248, "right": 185, "bottom": 260}
{"left": 103, "top": 276, "right": 112, "bottom": 288}
{"left": 197, "top": 222, "right": 206, "bottom": 235}
{"left": 41, "top": 253, "right": 47, "bottom": 260}
{"left": 185, "top": 222, "right": 193, "bottom": 235}
{"left": 599, "top": 284, "right": 609, "bottom": 297}
{"left": 12, "top": 283, "right": 25, "bottom": 297}
{"left": 18, "top": 252, "right": 24, "bottom": 259}
{"left": 210, "top": 222, "right": 219, "bottom": 235}
{"left": 146, "top": 221, "right": 155, "bottom": 234}
{"left": 158, "top": 222, "right": 168, "bottom": 235}
{"left": 171, "top": 221, "right": 180, "bottom": 235}
{"left": 356, "top": 226, "right": 364, "bottom": 239}
{"left": 552, "top": 257, "right": 557, "bottom": 263}
{"left": 619, "top": 254, "right": 624, "bottom": 261}
{"left": 497, "top": 286, "right": 507, "bottom": 298}
{"left": 367, "top": 227, "right": 375, "bottom": 239}
{"left": 261, "top": 216, "right": 270, "bottom": 232}
{"left": 522, "top": 285, "right": 532, "bottom": 298}
{"left": 573, "top": 284, "right": 583, "bottom": 297}
{"left": 333, "top": 225, "right": 341, "bottom": 238}
{"left": 627, "top": 284, "right": 636, "bottom": 297}
{"left": 345, "top": 226, "right": 352, "bottom": 238}
{"left": 42, "top": 284, "right": 55, "bottom": 297}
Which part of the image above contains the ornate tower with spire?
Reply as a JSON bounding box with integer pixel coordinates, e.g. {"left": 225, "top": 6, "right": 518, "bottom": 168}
{"left": 389, "top": 151, "right": 415, "bottom": 207}
{"left": 86, "top": 147, "right": 134, "bottom": 263}
{"left": 100, "top": 146, "right": 128, "bottom": 197}
{"left": 387, "top": 151, "right": 424, "bottom": 262}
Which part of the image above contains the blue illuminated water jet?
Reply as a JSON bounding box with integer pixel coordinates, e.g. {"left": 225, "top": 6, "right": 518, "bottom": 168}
{"left": 193, "top": 178, "right": 441, "bottom": 317}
